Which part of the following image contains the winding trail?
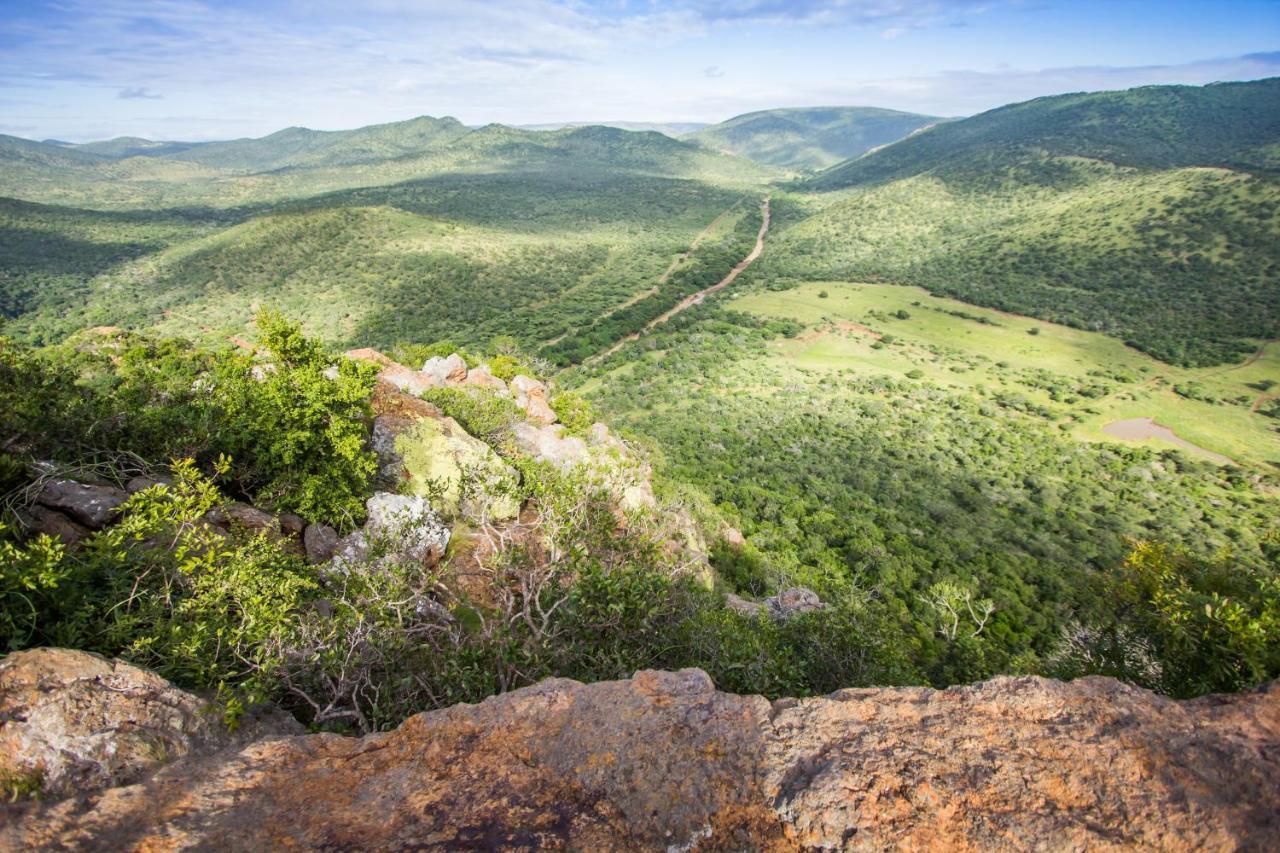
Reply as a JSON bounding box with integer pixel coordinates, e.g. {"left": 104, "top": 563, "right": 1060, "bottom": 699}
{"left": 588, "top": 196, "right": 771, "bottom": 364}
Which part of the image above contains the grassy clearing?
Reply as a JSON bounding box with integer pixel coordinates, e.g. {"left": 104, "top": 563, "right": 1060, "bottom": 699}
{"left": 732, "top": 282, "right": 1280, "bottom": 468}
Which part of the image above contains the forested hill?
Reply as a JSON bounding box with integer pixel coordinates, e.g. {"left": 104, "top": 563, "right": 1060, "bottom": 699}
{"left": 759, "top": 78, "right": 1280, "bottom": 366}
{"left": 0, "top": 121, "right": 774, "bottom": 210}
{"left": 811, "top": 77, "right": 1280, "bottom": 190}
{"left": 686, "top": 106, "right": 942, "bottom": 170}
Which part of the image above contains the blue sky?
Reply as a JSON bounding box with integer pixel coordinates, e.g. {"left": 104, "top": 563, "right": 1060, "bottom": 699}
{"left": 1, "top": 0, "right": 1277, "bottom": 141}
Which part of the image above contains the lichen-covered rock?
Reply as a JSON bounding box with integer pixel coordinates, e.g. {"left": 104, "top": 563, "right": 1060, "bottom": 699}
{"left": 332, "top": 493, "right": 450, "bottom": 573}
{"left": 0, "top": 648, "right": 299, "bottom": 802}
{"left": 388, "top": 415, "right": 520, "bottom": 521}
{"left": 4, "top": 670, "right": 1278, "bottom": 850}
{"left": 35, "top": 478, "right": 127, "bottom": 529}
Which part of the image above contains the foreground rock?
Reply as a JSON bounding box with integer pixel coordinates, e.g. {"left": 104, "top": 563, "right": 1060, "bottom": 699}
{"left": 34, "top": 478, "right": 127, "bottom": 529}
{"left": 4, "top": 667, "right": 1277, "bottom": 850}
{"left": 0, "top": 649, "right": 299, "bottom": 801}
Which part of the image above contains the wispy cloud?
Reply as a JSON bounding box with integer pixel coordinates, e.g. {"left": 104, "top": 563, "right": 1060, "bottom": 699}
{"left": 0, "top": 0, "right": 1276, "bottom": 141}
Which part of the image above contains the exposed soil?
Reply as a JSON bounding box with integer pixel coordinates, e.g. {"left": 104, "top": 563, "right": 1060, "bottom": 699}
{"left": 1101, "top": 417, "right": 1235, "bottom": 465}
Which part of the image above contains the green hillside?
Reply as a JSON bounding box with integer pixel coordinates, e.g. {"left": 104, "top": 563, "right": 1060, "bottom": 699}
{"left": 687, "top": 106, "right": 942, "bottom": 170}
{"left": 771, "top": 79, "right": 1280, "bottom": 366}
{"left": 0, "top": 122, "right": 774, "bottom": 210}
{"left": 812, "top": 78, "right": 1280, "bottom": 190}
{"left": 1, "top": 173, "right": 758, "bottom": 351}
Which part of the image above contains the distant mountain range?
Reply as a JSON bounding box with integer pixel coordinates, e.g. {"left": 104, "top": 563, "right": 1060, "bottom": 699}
{"left": 684, "top": 106, "right": 945, "bottom": 171}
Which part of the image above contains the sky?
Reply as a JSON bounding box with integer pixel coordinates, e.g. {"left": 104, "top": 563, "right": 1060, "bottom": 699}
{"left": 1, "top": 0, "right": 1278, "bottom": 142}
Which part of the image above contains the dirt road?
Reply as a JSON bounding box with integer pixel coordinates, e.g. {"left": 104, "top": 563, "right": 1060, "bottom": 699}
{"left": 589, "top": 196, "right": 770, "bottom": 364}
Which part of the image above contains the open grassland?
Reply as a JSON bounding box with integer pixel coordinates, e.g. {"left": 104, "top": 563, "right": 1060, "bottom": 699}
{"left": 732, "top": 282, "right": 1280, "bottom": 468}
{"left": 760, "top": 164, "right": 1280, "bottom": 367}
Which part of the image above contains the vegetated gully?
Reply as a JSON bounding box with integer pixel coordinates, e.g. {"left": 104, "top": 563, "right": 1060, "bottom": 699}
{"left": 590, "top": 196, "right": 771, "bottom": 363}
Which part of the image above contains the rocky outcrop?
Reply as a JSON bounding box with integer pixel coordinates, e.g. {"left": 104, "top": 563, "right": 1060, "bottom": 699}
{"left": 373, "top": 413, "right": 520, "bottom": 521}
{"left": 0, "top": 649, "right": 299, "bottom": 801}
{"left": 3, "top": 667, "right": 1277, "bottom": 850}
{"left": 511, "top": 374, "right": 557, "bottom": 424}
{"left": 34, "top": 478, "right": 127, "bottom": 529}
{"left": 330, "top": 492, "right": 450, "bottom": 572}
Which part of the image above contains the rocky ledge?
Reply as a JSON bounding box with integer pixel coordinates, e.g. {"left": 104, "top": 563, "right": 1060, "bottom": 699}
{"left": 2, "top": 651, "right": 1277, "bottom": 850}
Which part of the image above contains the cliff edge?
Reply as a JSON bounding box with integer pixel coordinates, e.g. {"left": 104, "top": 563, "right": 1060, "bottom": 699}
{"left": 2, "top": 649, "right": 1277, "bottom": 850}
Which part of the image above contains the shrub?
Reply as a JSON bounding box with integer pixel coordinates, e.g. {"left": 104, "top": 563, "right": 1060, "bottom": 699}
{"left": 420, "top": 386, "right": 522, "bottom": 448}
{"left": 215, "top": 310, "right": 379, "bottom": 529}
{"left": 550, "top": 391, "right": 595, "bottom": 436}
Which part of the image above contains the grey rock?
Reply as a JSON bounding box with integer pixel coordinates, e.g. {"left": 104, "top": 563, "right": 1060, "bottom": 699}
{"left": 303, "top": 523, "right": 340, "bottom": 565}
{"left": 765, "top": 587, "right": 825, "bottom": 621}
{"left": 35, "top": 478, "right": 127, "bottom": 528}
{"left": 15, "top": 505, "right": 92, "bottom": 546}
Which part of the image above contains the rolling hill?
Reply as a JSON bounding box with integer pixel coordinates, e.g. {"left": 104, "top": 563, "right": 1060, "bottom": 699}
{"left": 765, "top": 78, "right": 1280, "bottom": 366}
{"left": 811, "top": 77, "right": 1280, "bottom": 190}
{"left": 686, "top": 106, "right": 943, "bottom": 170}
{"left": 0, "top": 120, "right": 775, "bottom": 210}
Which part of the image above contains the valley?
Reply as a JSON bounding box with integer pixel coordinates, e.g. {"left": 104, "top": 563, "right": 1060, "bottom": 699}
{"left": 2, "top": 77, "right": 1278, "bottom": 743}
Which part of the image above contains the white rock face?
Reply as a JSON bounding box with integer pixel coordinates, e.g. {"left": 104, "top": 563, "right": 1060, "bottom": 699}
{"left": 332, "top": 493, "right": 451, "bottom": 572}
{"left": 422, "top": 354, "right": 467, "bottom": 385}
{"left": 513, "top": 422, "right": 589, "bottom": 469}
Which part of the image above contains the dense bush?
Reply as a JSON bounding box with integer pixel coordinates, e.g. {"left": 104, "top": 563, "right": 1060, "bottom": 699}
{"left": 1, "top": 311, "right": 378, "bottom": 529}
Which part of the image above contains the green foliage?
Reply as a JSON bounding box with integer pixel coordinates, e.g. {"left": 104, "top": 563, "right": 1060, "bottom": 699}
{"left": 1, "top": 316, "right": 378, "bottom": 529}
{"left": 0, "top": 524, "right": 72, "bottom": 651}
{"left": 573, "top": 305, "right": 1278, "bottom": 683}
{"left": 420, "top": 386, "right": 522, "bottom": 448}
{"left": 1053, "top": 540, "right": 1280, "bottom": 697}
{"left": 3, "top": 461, "right": 317, "bottom": 707}
{"left": 215, "top": 310, "right": 378, "bottom": 527}
{"left": 549, "top": 391, "right": 594, "bottom": 436}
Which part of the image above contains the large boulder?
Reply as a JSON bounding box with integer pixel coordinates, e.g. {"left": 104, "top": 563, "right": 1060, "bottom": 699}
{"left": 331, "top": 493, "right": 451, "bottom": 572}
{"left": 376, "top": 415, "right": 519, "bottom": 521}
{"left": 34, "top": 478, "right": 128, "bottom": 529}
{"left": 421, "top": 353, "right": 467, "bottom": 386}
{"left": 5, "top": 670, "right": 1278, "bottom": 848}
{"left": 0, "top": 648, "right": 299, "bottom": 801}
{"left": 511, "top": 374, "right": 557, "bottom": 425}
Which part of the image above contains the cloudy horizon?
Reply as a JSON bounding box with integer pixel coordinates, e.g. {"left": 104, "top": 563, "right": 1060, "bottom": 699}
{"left": 2, "top": 0, "right": 1278, "bottom": 143}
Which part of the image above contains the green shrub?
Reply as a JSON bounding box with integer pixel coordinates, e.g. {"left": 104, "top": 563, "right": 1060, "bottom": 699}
{"left": 550, "top": 391, "right": 595, "bottom": 436}
{"left": 214, "top": 310, "right": 379, "bottom": 528}
{"left": 420, "top": 386, "right": 522, "bottom": 448}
